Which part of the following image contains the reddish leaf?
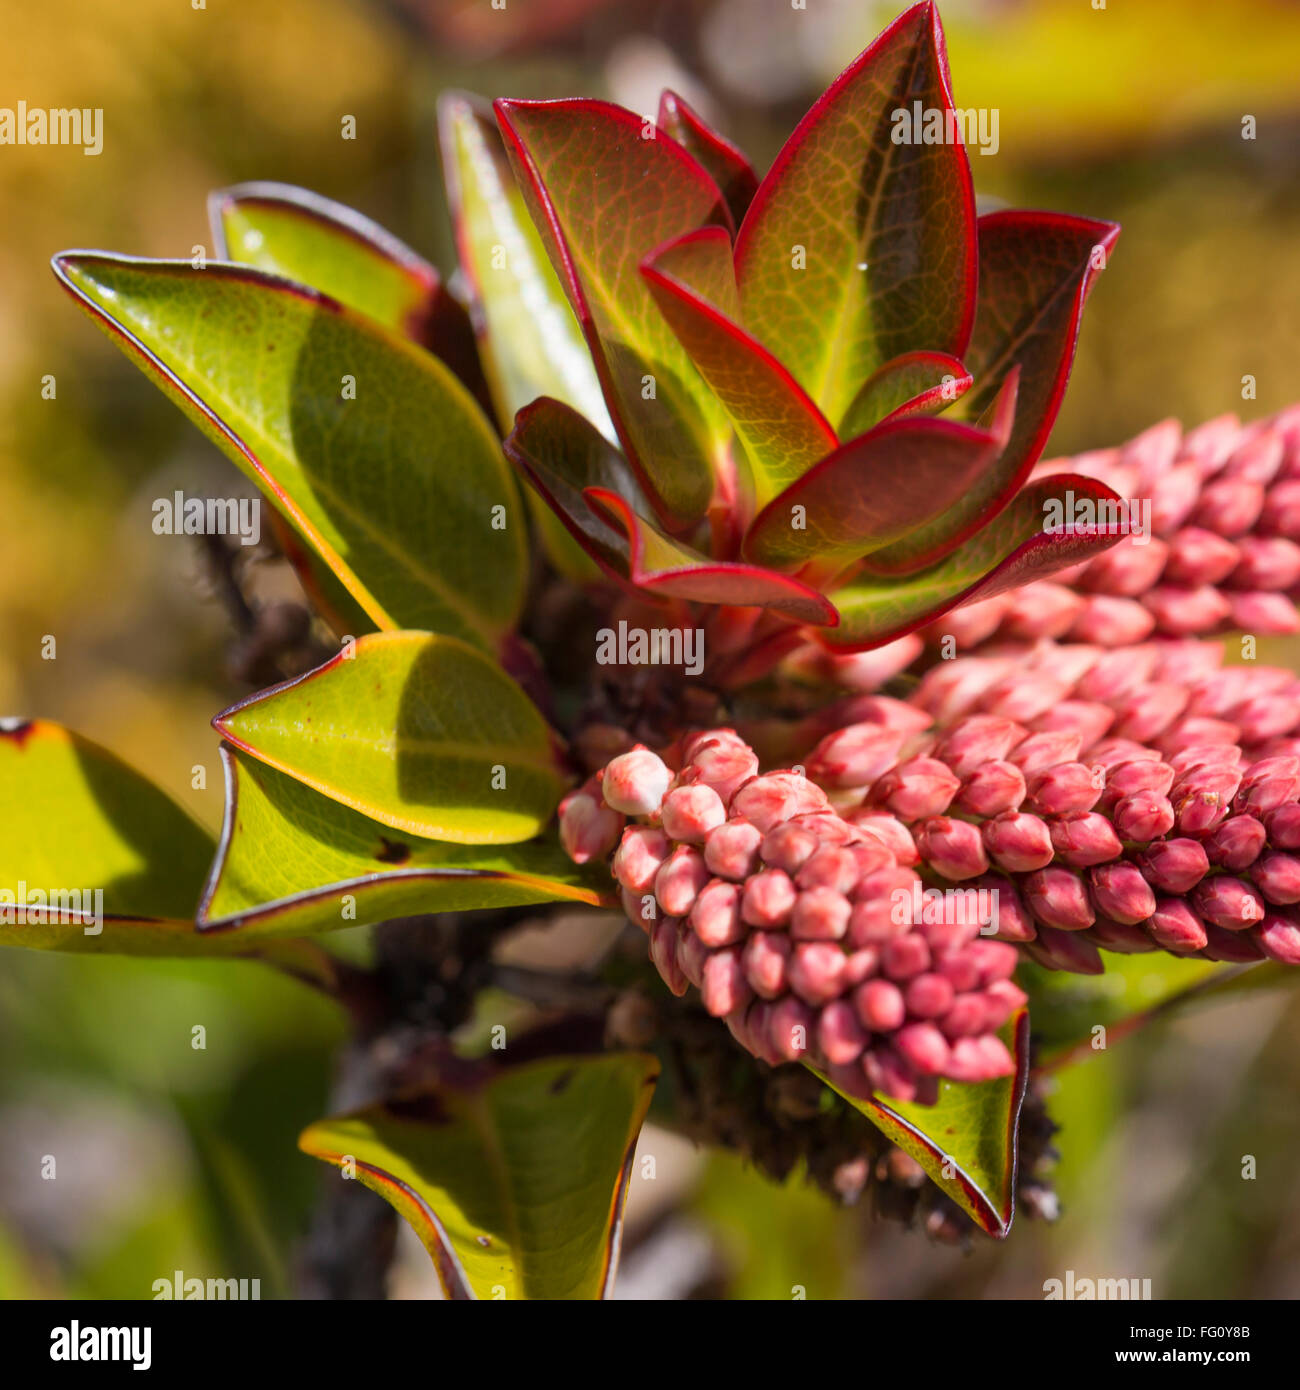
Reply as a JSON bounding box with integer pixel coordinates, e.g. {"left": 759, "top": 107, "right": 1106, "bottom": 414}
{"left": 584, "top": 488, "right": 838, "bottom": 625}
{"left": 820, "top": 474, "right": 1125, "bottom": 650}
{"left": 743, "top": 410, "right": 1008, "bottom": 571}
{"left": 641, "top": 227, "right": 837, "bottom": 510}
{"left": 837, "top": 348, "right": 971, "bottom": 438}
{"left": 876, "top": 209, "right": 1121, "bottom": 571}
{"left": 658, "top": 90, "right": 759, "bottom": 231}
{"left": 734, "top": 1, "right": 977, "bottom": 424}
{"left": 495, "top": 97, "right": 733, "bottom": 529}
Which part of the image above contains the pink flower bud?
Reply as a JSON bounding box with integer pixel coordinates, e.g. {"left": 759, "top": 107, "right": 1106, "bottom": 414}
{"left": 862, "top": 1046, "right": 923, "bottom": 1103}
{"left": 1147, "top": 898, "right": 1209, "bottom": 952}
{"left": 730, "top": 771, "right": 831, "bottom": 832}
{"left": 1032, "top": 699, "right": 1116, "bottom": 749}
{"left": 1081, "top": 534, "right": 1171, "bottom": 595}
{"left": 955, "top": 759, "right": 1027, "bottom": 816}
{"left": 845, "top": 811, "right": 920, "bottom": 865}
{"left": 870, "top": 756, "right": 960, "bottom": 821}
{"left": 1049, "top": 812, "right": 1123, "bottom": 866}
{"left": 1070, "top": 596, "right": 1157, "bottom": 645}
{"left": 1227, "top": 591, "right": 1300, "bottom": 633}
{"left": 982, "top": 811, "right": 1054, "bottom": 872}
{"left": 881, "top": 933, "right": 930, "bottom": 981}
{"left": 933, "top": 715, "right": 1027, "bottom": 778}
{"left": 1089, "top": 916, "right": 1158, "bottom": 953}
{"left": 937, "top": 993, "right": 987, "bottom": 1038}
{"left": 945, "top": 1035, "right": 1016, "bottom": 1083}
{"left": 1255, "top": 913, "right": 1300, "bottom": 965}
{"left": 982, "top": 979, "right": 1028, "bottom": 1029}
{"left": 1023, "top": 866, "right": 1095, "bottom": 931}
{"left": 1251, "top": 851, "right": 1300, "bottom": 904}
{"left": 758, "top": 820, "right": 819, "bottom": 874}
{"left": 893, "top": 1022, "right": 951, "bottom": 1076}
{"left": 1263, "top": 803, "right": 1300, "bottom": 848}
{"left": 904, "top": 972, "right": 955, "bottom": 1020}
{"left": 612, "top": 825, "right": 670, "bottom": 893}
{"left": 795, "top": 844, "right": 861, "bottom": 894}
{"left": 817, "top": 1000, "right": 869, "bottom": 1066}
{"left": 1164, "top": 527, "right": 1241, "bottom": 586}
{"left": 1113, "top": 792, "right": 1176, "bottom": 841}
{"left": 805, "top": 722, "right": 906, "bottom": 788}
{"left": 980, "top": 672, "right": 1070, "bottom": 722}
{"left": 1112, "top": 682, "right": 1191, "bottom": 741}
{"left": 558, "top": 788, "right": 625, "bottom": 864}
{"left": 1201, "top": 925, "right": 1267, "bottom": 963}
{"left": 1089, "top": 862, "right": 1157, "bottom": 924}
{"left": 1195, "top": 477, "right": 1265, "bottom": 537}
{"left": 1101, "top": 758, "right": 1176, "bottom": 808}
{"left": 660, "top": 783, "right": 726, "bottom": 845}
{"left": 741, "top": 931, "right": 791, "bottom": 999}
{"left": 703, "top": 817, "right": 763, "bottom": 880}
{"left": 791, "top": 887, "right": 851, "bottom": 940}
{"left": 601, "top": 746, "right": 672, "bottom": 815}
{"left": 1204, "top": 815, "right": 1266, "bottom": 870}
{"left": 1026, "top": 761, "right": 1104, "bottom": 815}
{"left": 678, "top": 737, "right": 759, "bottom": 804}
{"left": 740, "top": 868, "right": 797, "bottom": 930}
{"left": 915, "top": 816, "right": 989, "bottom": 880}
{"left": 1135, "top": 838, "right": 1210, "bottom": 893}
{"left": 701, "top": 948, "right": 750, "bottom": 1017}
{"left": 653, "top": 845, "right": 710, "bottom": 918}
{"left": 854, "top": 977, "right": 906, "bottom": 1033}
{"left": 965, "top": 938, "right": 1019, "bottom": 984}
{"left": 1009, "top": 731, "right": 1083, "bottom": 775}
{"left": 1231, "top": 536, "right": 1300, "bottom": 590}
{"left": 649, "top": 917, "right": 688, "bottom": 996}
{"left": 621, "top": 887, "right": 656, "bottom": 933}
{"left": 689, "top": 878, "right": 745, "bottom": 946}
{"left": 787, "top": 943, "right": 846, "bottom": 1007}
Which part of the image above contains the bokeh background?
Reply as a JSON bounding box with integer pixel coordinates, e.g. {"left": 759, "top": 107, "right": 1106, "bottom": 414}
{"left": 2, "top": 0, "right": 1299, "bottom": 1299}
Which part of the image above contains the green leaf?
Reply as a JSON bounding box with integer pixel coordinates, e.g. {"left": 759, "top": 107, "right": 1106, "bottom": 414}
{"left": 1023, "top": 952, "right": 1296, "bottom": 1070}
{"left": 658, "top": 91, "right": 759, "bottom": 231}
{"left": 734, "top": 1, "right": 976, "bottom": 424}
{"left": 213, "top": 631, "right": 566, "bottom": 845}
{"left": 0, "top": 719, "right": 342, "bottom": 986}
{"left": 496, "top": 97, "right": 731, "bottom": 529}
{"left": 837, "top": 348, "right": 971, "bottom": 438}
{"left": 822, "top": 474, "right": 1123, "bottom": 649}
{"left": 199, "top": 746, "right": 609, "bottom": 935}
{"left": 53, "top": 253, "right": 525, "bottom": 651}
{"left": 816, "top": 1008, "right": 1029, "bottom": 1237}
{"left": 209, "top": 182, "right": 488, "bottom": 410}
{"left": 299, "top": 1052, "right": 659, "bottom": 1299}
{"left": 641, "top": 227, "right": 838, "bottom": 510}
{"left": 265, "top": 510, "right": 376, "bottom": 641}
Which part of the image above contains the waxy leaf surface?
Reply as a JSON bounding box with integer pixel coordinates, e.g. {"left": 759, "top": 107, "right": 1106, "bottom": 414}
{"left": 658, "top": 90, "right": 759, "bottom": 232}
{"left": 299, "top": 1052, "right": 658, "bottom": 1298}
{"left": 53, "top": 254, "right": 525, "bottom": 649}
{"left": 735, "top": 1, "right": 976, "bottom": 425}
{"left": 837, "top": 348, "right": 971, "bottom": 438}
{"left": 213, "top": 632, "right": 565, "bottom": 845}
{"left": 199, "top": 748, "right": 607, "bottom": 935}
{"left": 495, "top": 97, "right": 731, "bottom": 528}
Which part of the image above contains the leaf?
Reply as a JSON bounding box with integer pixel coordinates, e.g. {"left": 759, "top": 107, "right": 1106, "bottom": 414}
{"left": 899, "top": 209, "right": 1120, "bottom": 565}
{"left": 837, "top": 348, "right": 971, "bottom": 437}
{"left": 641, "top": 227, "right": 837, "bottom": 509}
{"left": 821, "top": 473, "right": 1124, "bottom": 650}
{"left": 586, "top": 488, "right": 838, "bottom": 625}
{"left": 53, "top": 253, "right": 525, "bottom": 651}
{"left": 817, "top": 1008, "right": 1029, "bottom": 1237}
{"left": 495, "top": 97, "right": 731, "bottom": 529}
{"left": 506, "top": 398, "right": 838, "bottom": 624}
{"left": 1023, "top": 953, "right": 1296, "bottom": 1070}
{"left": 212, "top": 631, "right": 566, "bottom": 845}
{"left": 0, "top": 719, "right": 341, "bottom": 985}
{"left": 437, "top": 94, "right": 614, "bottom": 441}
{"left": 658, "top": 90, "right": 759, "bottom": 231}
{"left": 742, "top": 411, "right": 1007, "bottom": 571}
{"left": 734, "top": 1, "right": 977, "bottom": 425}
{"left": 198, "top": 747, "right": 609, "bottom": 935}
{"left": 298, "top": 1052, "right": 659, "bottom": 1299}
{"left": 265, "top": 510, "right": 376, "bottom": 641}
{"left": 209, "top": 180, "right": 491, "bottom": 415}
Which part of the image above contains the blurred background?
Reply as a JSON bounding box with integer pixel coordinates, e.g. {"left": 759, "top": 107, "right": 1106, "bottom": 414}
{"left": 1, "top": 0, "right": 1298, "bottom": 1299}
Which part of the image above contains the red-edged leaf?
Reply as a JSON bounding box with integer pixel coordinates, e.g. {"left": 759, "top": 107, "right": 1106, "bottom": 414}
{"left": 658, "top": 90, "right": 759, "bottom": 231}
{"left": 503, "top": 396, "right": 655, "bottom": 583}
{"left": 734, "top": 1, "right": 977, "bottom": 425}
{"left": 585, "top": 488, "right": 838, "bottom": 625}
{"left": 837, "top": 348, "right": 971, "bottom": 437}
{"left": 494, "top": 97, "right": 733, "bottom": 529}
{"left": 209, "top": 181, "right": 491, "bottom": 418}
{"left": 820, "top": 474, "right": 1124, "bottom": 650}
{"left": 884, "top": 209, "right": 1120, "bottom": 569}
{"left": 742, "top": 410, "right": 1008, "bottom": 571}
{"left": 857, "top": 367, "right": 1020, "bottom": 576}
{"left": 641, "top": 227, "right": 837, "bottom": 511}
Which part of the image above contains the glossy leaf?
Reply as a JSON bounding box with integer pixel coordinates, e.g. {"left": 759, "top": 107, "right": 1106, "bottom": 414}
{"left": 213, "top": 631, "right": 566, "bottom": 845}
{"left": 1024, "top": 953, "right": 1296, "bottom": 1070}
{"left": 885, "top": 209, "right": 1121, "bottom": 571}
{"left": 743, "top": 409, "right": 1007, "bottom": 570}
{"left": 0, "top": 720, "right": 340, "bottom": 985}
{"left": 299, "top": 1052, "right": 659, "bottom": 1299}
{"left": 265, "top": 511, "right": 376, "bottom": 641}
{"left": 437, "top": 93, "right": 614, "bottom": 441}
{"left": 818, "top": 1009, "right": 1029, "bottom": 1238}
{"left": 53, "top": 253, "right": 525, "bottom": 650}
{"left": 641, "top": 227, "right": 837, "bottom": 509}
{"left": 586, "top": 488, "right": 838, "bottom": 625}
{"left": 821, "top": 473, "right": 1124, "bottom": 650}
{"left": 837, "top": 348, "right": 971, "bottom": 438}
{"left": 734, "top": 1, "right": 976, "bottom": 424}
{"left": 658, "top": 90, "right": 759, "bottom": 232}
{"left": 209, "top": 180, "right": 491, "bottom": 414}
{"left": 495, "top": 97, "right": 731, "bottom": 528}
{"left": 198, "top": 747, "right": 608, "bottom": 935}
